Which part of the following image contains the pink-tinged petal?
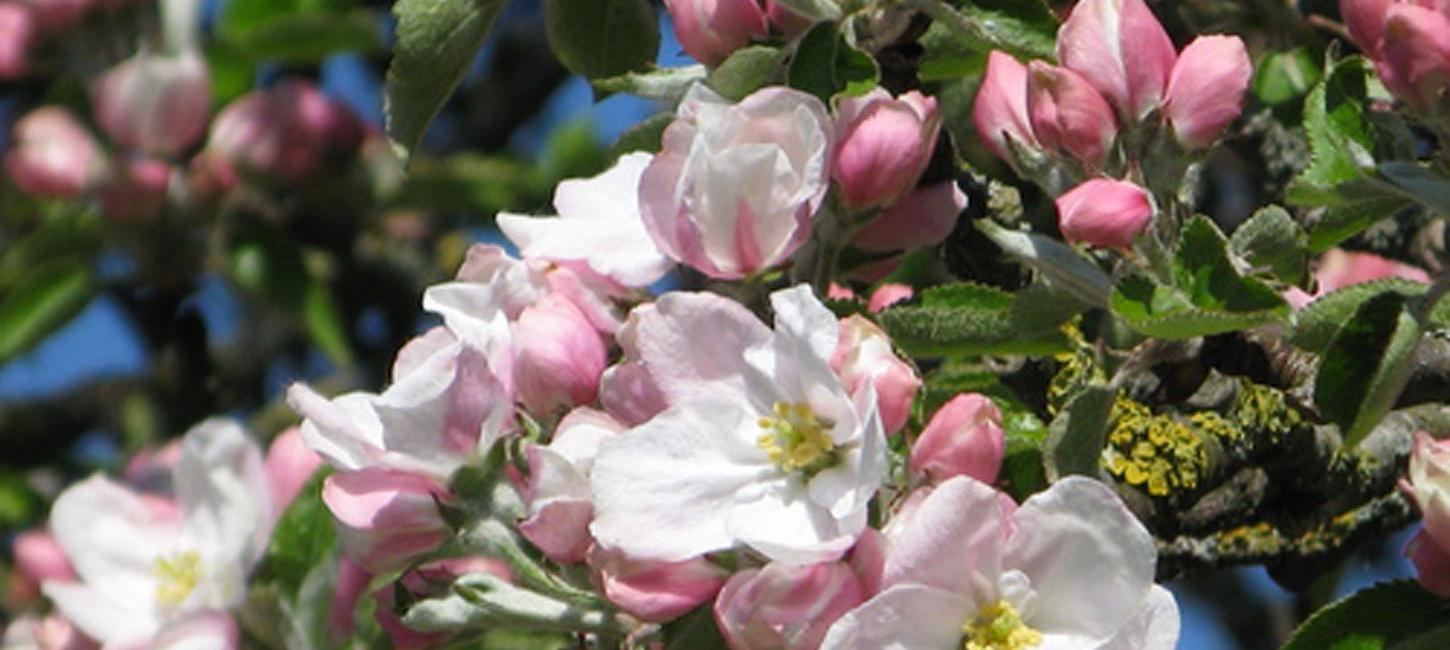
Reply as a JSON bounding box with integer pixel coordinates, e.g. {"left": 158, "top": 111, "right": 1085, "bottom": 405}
{"left": 48, "top": 476, "right": 180, "bottom": 612}
{"left": 630, "top": 291, "right": 773, "bottom": 409}
{"left": 848, "top": 528, "right": 887, "bottom": 598}
{"left": 392, "top": 326, "right": 457, "bottom": 383}
{"left": 0, "top": 613, "right": 97, "bottom": 650}
{"left": 372, "top": 341, "right": 513, "bottom": 477}
{"left": 173, "top": 418, "right": 274, "bottom": 565}
{"left": 1406, "top": 431, "right": 1450, "bottom": 546}
{"left": 514, "top": 293, "right": 608, "bottom": 415}
{"left": 1026, "top": 61, "right": 1118, "bottom": 167}
{"left": 1095, "top": 585, "right": 1182, "bottom": 650}
{"left": 91, "top": 53, "right": 211, "bottom": 156}
{"left": 974, "top": 51, "right": 1040, "bottom": 167}
{"left": 1055, "top": 178, "right": 1155, "bottom": 250}
{"left": 1005, "top": 476, "right": 1157, "bottom": 641}
{"left": 766, "top": 0, "right": 812, "bottom": 37}
{"left": 818, "top": 584, "right": 975, "bottom": 650}
{"left": 851, "top": 182, "right": 965, "bottom": 254}
{"left": 831, "top": 315, "right": 920, "bottom": 435}
{"left": 265, "top": 427, "right": 322, "bottom": 513}
{"left": 13, "top": 530, "right": 75, "bottom": 584}
{"left": 909, "top": 393, "right": 1005, "bottom": 485}
{"left": 98, "top": 158, "right": 172, "bottom": 222}
{"left": 714, "top": 562, "right": 864, "bottom": 650}
{"left": 519, "top": 498, "right": 595, "bottom": 565}
{"left": 3, "top": 107, "right": 106, "bottom": 199}
{"left": 322, "top": 469, "right": 451, "bottom": 573}
{"left": 832, "top": 89, "right": 941, "bottom": 210}
{"left": 287, "top": 385, "right": 385, "bottom": 472}
{"left": 588, "top": 546, "right": 727, "bottom": 622}
{"left": 329, "top": 557, "right": 371, "bottom": 639}
{"left": 724, "top": 483, "right": 864, "bottom": 565}
{"left": 1316, "top": 248, "right": 1431, "bottom": 294}
{"left": 1340, "top": 0, "right": 1393, "bottom": 54}
{"left": 1379, "top": 4, "right": 1450, "bottom": 112}
{"left": 42, "top": 582, "right": 154, "bottom": 647}
{"left": 598, "top": 361, "right": 669, "bottom": 426}
{"left": 1406, "top": 528, "right": 1450, "bottom": 598}
{"left": 149, "top": 612, "right": 240, "bottom": 650}
{"left": 518, "top": 410, "right": 621, "bottom": 565}
{"left": 664, "top": 0, "right": 768, "bottom": 66}
{"left": 880, "top": 477, "right": 1007, "bottom": 597}
{"left": 1165, "top": 36, "right": 1252, "bottom": 149}
{"left": 866, "top": 284, "right": 914, "bottom": 313}
{"left": 1057, "top": 0, "right": 1177, "bottom": 121}
{"left": 0, "top": 5, "right": 36, "bottom": 79}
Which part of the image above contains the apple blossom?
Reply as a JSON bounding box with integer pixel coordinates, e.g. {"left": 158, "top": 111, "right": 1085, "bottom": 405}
{"left": 41, "top": 419, "right": 272, "bottom": 648}
{"left": 513, "top": 293, "right": 608, "bottom": 415}
{"left": 4, "top": 108, "right": 106, "bottom": 199}
{"left": 1, "top": 613, "right": 95, "bottom": 650}
{"left": 91, "top": 53, "right": 211, "bottom": 156}
{"left": 663, "top": 0, "right": 768, "bottom": 66}
{"left": 207, "top": 80, "right": 363, "bottom": 184}
{"left": 974, "top": 51, "right": 1041, "bottom": 170}
{"left": 322, "top": 468, "right": 452, "bottom": 573}
{"left": 831, "top": 314, "right": 920, "bottom": 436}
{"left": 909, "top": 393, "right": 1005, "bottom": 486}
{"left": 867, "top": 284, "right": 913, "bottom": 313}
{"left": 1402, "top": 432, "right": 1450, "bottom": 596}
{"left": 1055, "top": 178, "right": 1155, "bottom": 250}
{"left": 0, "top": 4, "right": 35, "bottom": 79}
{"left": 821, "top": 476, "right": 1180, "bottom": 649}
{"left": 13, "top": 530, "right": 75, "bottom": 586}
{"left": 497, "top": 152, "right": 673, "bottom": 289}
{"left": 639, "top": 84, "right": 832, "bottom": 279}
{"left": 1026, "top": 61, "right": 1118, "bottom": 168}
{"left": 590, "top": 286, "right": 887, "bottom": 564}
{"left": 1057, "top": 0, "right": 1178, "bottom": 122}
{"left": 1164, "top": 36, "right": 1253, "bottom": 149}
{"left": 1379, "top": 5, "right": 1450, "bottom": 113}
{"left": 1340, "top": 0, "right": 1394, "bottom": 54}
{"left": 519, "top": 408, "right": 625, "bottom": 564}
{"left": 263, "top": 426, "right": 322, "bottom": 513}
{"left": 586, "top": 545, "right": 728, "bottom": 622}
{"left": 714, "top": 561, "right": 864, "bottom": 650}
{"left": 850, "top": 181, "right": 966, "bottom": 254}
{"left": 832, "top": 88, "right": 941, "bottom": 210}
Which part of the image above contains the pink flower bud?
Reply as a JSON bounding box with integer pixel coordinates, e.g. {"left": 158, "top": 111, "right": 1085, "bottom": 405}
{"left": 713, "top": 562, "right": 865, "bottom": 650}
{"left": 13, "top": 530, "right": 75, "bottom": 584}
{"left": 1164, "top": 36, "right": 1252, "bottom": 149}
{"left": 321, "top": 468, "right": 452, "bottom": 573}
{"left": 765, "top": 0, "right": 811, "bottom": 37}
{"left": 1404, "top": 432, "right": 1450, "bottom": 550}
{"left": 831, "top": 315, "right": 921, "bottom": 435}
{"left": 265, "top": 426, "right": 322, "bottom": 512}
{"left": 850, "top": 182, "right": 965, "bottom": 254}
{"left": 832, "top": 89, "right": 941, "bottom": 210}
{"left": 4, "top": 107, "right": 106, "bottom": 199}
{"left": 1378, "top": 4, "right": 1450, "bottom": 112}
{"left": 519, "top": 408, "right": 623, "bottom": 564}
{"left": 329, "top": 557, "right": 371, "bottom": 639}
{"left": 98, "top": 158, "right": 171, "bottom": 221}
{"left": 908, "top": 393, "right": 1005, "bottom": 485}
{"left": 1057, "top": 0, "right": 1178, "bottom": 122}
{"left": 91, "top": 53, "right": 211, "bottom": 156}
{"left": 1054, "top": 178, "right": 1154, "bottom": 250}
{"left": 1407, "top": 528, "right": 1450, "bottom": 598}
{"left": 664, "top": 0, "right": 768, "bottom": 66}
{"left": 1315, "top": 248, "right": 1430, "bottom": 294}
{"left": 0, "top": 4, "right": 36, "bottom": 79}
{"left": 208, "top": 81, "right": 362, "bottom": 184}
{"left": 973, "top": 51, "right": 1040, "bottom": 168}
{"left": 867, "top": 283, "right": 913, "bottom": 313}
{"left": 514, "top": 293, "right": 608, "bottom": 415}
{"left": 1026, "top": 61, "right": 1118, "bottom": 168}
{"left": 587, "top": 545, "right": 728, "bottom": 622}
{"left": 1339, "top": 0, "right": 1393, "bottom": 55}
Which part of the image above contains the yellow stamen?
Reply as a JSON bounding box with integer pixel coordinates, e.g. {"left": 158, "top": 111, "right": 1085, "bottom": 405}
{"left": 963, "top": 600, "right": 1043, "bottom": 650}
{"left": 756, "top": 402, "right": 838, "bottom": 476}
{"left": 153, "top": 551, "right": 202, "bottom": 608}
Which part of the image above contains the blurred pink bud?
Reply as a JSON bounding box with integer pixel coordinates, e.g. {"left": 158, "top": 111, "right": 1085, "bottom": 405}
{"left": 208, "top": 81, "right": 363, "bottom": 184}
{"left": 265, "top": 426, "right": 322, "bottom": 512}
{"left": 1057, "top": 0, "right": 1177, "bottom": 122}
{"left": 185, "top": 150, "right": 240, "bottom": 200}
{"left": 850, "top": 182, "right": 965, "bottom": 253}
{"left": 322, "top": 468, "right": 452, "bottom": 573}
{"left": 641, "top": 85, "right": 832, "bottom": 279}
{"left": 866, "top": 284, "right": 912, "bottom": 313}
{"left": 1055, "top": 178, "right": 1154, "bottom": 250}
{"left": 329, "top": 557, "right": 371, "bottom": 639}
{"left": 908, "top": 393, "right": 1005, "bottom": 485}
{"left": 514, "top": 293, "right": 608, "bottom": 415}
{"left": 4, "top": 107, "right": 106, "bottom": 198}
{"left": 13, "top": 530, "right": 75, "bottom": 584}
{"left": 1316, "top": 248, "right": 1430, "bottom": 293}
{"left": 98, "top": 158, "right": 170, "bottom": 222}
{"left": 1026, "top": 61, "right": 1118, "bottom": 167}
{"left": 831, "top": 315, "right": 920, "bottom": 435}
{"left": 713, "top": 562, "right": 864, "bottom": 650}
{"left": 1403, "top": 432, "right": 1450, "bottom": 550}
{"left": 91, "top": 53, "right": 210, "bottom": 156}
{"left": 664, "top": 0, "right": 768, "bottom": 66}
{"left": 1406, "top": 528, "right": 1450, "bottom": 598}
{"left": 973, "top": 51, "right": 1040, "bottom": 168}
{"left": 588, "top": 545, "right": 728, "bottom": 622}
{"left": 0, "top": 4, "right": 36, "bottom": 79}
{"left": 22, "top": 0, "right": 89, "bottom": 34}
{"left": 519, "top": 408, "right": 623, "bottom": 564}
{"left": 1378, "top": 5, "right": 1450, "bottom": 112}
{"left": 1339, "top": 0, "right": 1393, "bottom": 55}
{"left": 1164, "top": 36, "right": 1252, "bottom": 149}
{"left": 1, "top": 613, "right": 96, "bottom": 650}
{"left": 765, "top": 0, "right": 811, "bottom": 37}
{"left": 832, "top": 89, "right": 940, "bottom": 210}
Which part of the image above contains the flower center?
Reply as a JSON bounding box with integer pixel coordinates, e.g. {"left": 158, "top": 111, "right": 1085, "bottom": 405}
{"left": 153, "top": 550, "right": 202, "bottom": 608}
{"left": 962, "top": 600, "right": 1042, "bottom": 650}
{"left": 757, "top": 402, "right": 838, "bottom": 476}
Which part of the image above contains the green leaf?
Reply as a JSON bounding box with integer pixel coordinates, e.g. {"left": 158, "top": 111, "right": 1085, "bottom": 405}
{"left": 878, "top": 283, "right": 1071, "bottom": 357}
{"left": 1288, "top": 279, "right": 1450, "bottom": 352}
{"left": 1230, "top": 205, "right": 1309, "bottom": 286}
{"left": 976, "top": 220, "right": 1113, "bottom": 308}
{"left": 228, "top": 234, "right": 354, "bottom": 367}
{"left": 916, "top": 22, "right": 987, "bottom": 82}
{"left": 254, "top": 470, "right": 333, "bottom": 598}
{"left": 706, "top": 46, "right": 784, "bottom": 101}
{"left": 661, "top": 606, "right": 731, "bottom": 650}
{"left": 770, "top": 0, "right": 841, "bottom": 22}
{"left": 386, "top": 0, "right": 508, "bottom": 164}
{"left": 0, "top": 261, "right": 96, "bottom": 364}
{"left": 1378, "top": 161, "right": 1450, "bottom": 216}
{"left": 906, "top": 0, "right": 1057, "bottom": 62}
{"left": 1253, "top": 47, "right": 1322, "bottom": 106}
{"left": 1282, "top": 581, "right": 1450, "bottom": 650}
{"left": 1314, "top": 291, "right": 1424, "bottom": 447}
{"left": 224, "top": 9, "right": 380, "bottom": 62}
{"left": 389, "top": 153, "right": 541, "bottom": 214}
{"left": 1294, "top": 55, "right": 1374, "bottom": 191}
{"left": 1304, "top": 181, "right": 1414, "bottom": 253}
{"left": 544, "top": 0, "right": 658, "bottom": 80}
{"left": 787, "top": 21, "right": 878, "bottom": 104}
{"left": 593, "top": 65, "right": 707, "bottom": 101}
{"left": 607, "top": 112, "right": 673, "bottom": 159}
{"left": 1043, "top": 386, "right": 1113, "bottom": 482}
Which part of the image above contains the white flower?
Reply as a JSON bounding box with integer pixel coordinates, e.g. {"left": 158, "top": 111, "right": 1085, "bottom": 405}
{"left": 589, "top": 285, "right": 886, "bottom": 565}
{"left": 821, "top": 476, "right": 1180, "bottom": 650}
{"left": 41, "top": 420, "right": 271, "bottom": 648}
{"left": 498, "top": 152, "right": 673, "bottom": 289}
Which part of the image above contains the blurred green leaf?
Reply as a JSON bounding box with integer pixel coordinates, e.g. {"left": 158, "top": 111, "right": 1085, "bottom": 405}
{"left": 0, "top": 261, "right": 97, "bottom": 364}
{"left": 787, "top": 21, "right": 878, "bottom": 103}
{"left": 538, "top": 120, "right": 607, "bottom": 185}
{"left": 662, "top": 606, "right": 730, "bottom": 650}
{"left": 1378, "top": 161, "right": 1450, "bottom": 216}
{"left": 386, "top": 0, "right": 508, "bottom": 164}
{"left": 1315, "top": 291, "right": 1423, "bottom": 447}
{"left": 707, "top": 46, "right": 784, "bottom": 101}
{"left": 607, "top": 112, "right": 672, "bottom": 159}
{"left": 390, "top": 153, "right": 541, "bottom": 214}
{"left": 907, "top": 0, "right": 1056, "bottom": 62}
{"left": 544, "top": 0, "right": 658, "bottom": 80}
{"left": 1043, "top": 385, "right": 1112, "bottom": 482}
{"left": 917, "top": 22, "right": 987, "bottom": 82}
{"left": 254, "top": 470, "right": 334, "bottom": 598}
{"left": 227, "top": 233, "right": 354, "bottom": 367}
{"left": 1281, "top": 581, "right": 1450, "bottom": 650}
{"left": 1253, "top": 47, "right": 1322, "bottom": 106}
{"left": 226, "top": 10, "right": 380, "bottom": 63}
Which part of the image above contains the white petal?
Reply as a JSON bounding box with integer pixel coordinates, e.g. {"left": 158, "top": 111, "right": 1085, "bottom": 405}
{"left": 630, "top": 292, "right": 777, "bottom": 411}
{"left": 42, "top": 582, "right": 157, "bottom": 646}
{"left": 1006, "top": 476, "right": 1157, "bottom": 641}
{"left": 174, "top": 418, "right": 272, "bottom": 569}
{"left": 286, "top": 384, "right": 384, "bottom": 471}
{"left": 1095, "top": 585, "right": 1180, "bottom": 650}
{"left": 48, "top": 475, "right": 175, "bottom": 606}
{"left": 589, "top": 399, "right": 771, "bottom": 561}
{"left": 725, "top": 482, "right": 862, "bottom": 564}
{"left": 421, "top": 281, "right": 516, "bottom": 363}
{"left": 372, "top": 341, "right": 509, "bottom": 478}
{"left": 819, "top": 584, "right": 973, "bottom": 650}
{"left": 882, "top": 476, "right": 1007, "bottom": 598}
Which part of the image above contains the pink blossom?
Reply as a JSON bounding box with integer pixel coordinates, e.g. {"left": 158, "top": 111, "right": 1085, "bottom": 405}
{"left": 765, "top": 0, "right": 811, "bottom": 37}
{"left": 909, "top": 393, "right": 1005, "bottom": 485}
{"left": 714, "top": 561, "right": 865, "bottom": 650}
{"left": 1164, "top": 36, "right": 1253, "bottom": 149}
{"left": 832, "top": 88, "right": 941, "bottom": 210}
{"left": 1378, "top": 4, "right": 1450, "bottom": 112}
{"left": 208, "top": 81, "right": 363, "bottom": 184}
{"left": 2, "top": 613, "right": 98, "bottom": 650}
{"left": 13, "top": 530, "right": 75, "bottom": 585}
{"left": 91, "top": 53, "right": 211, "bottom": 156}
{"left": 321, "top": 468, "right": 452, "bottom": 573}
{"left": 663, "top": 0, "right": 768, "bottom": 66}
{"left": 0, "top": 4, "right": 36, "bottom": 79}
{"left": 1055, "top": 178, "right": 1155, "bottom": 250}
{"left": 587, "top": 545, "right": 728, "bottom": 622}
{"left": 831, "top": 314, "right": 920, "bottom": 436}
{"left": 264, "top": 426, "right": 322, "bottom": 512}
{"left": 867, "top": 284, "right": 913, "bottom": 313}
{"left": 1057, "top": 0, "right": 1178, "bottom": 122}
{"left": 1340, "top": 0, "right": 1395, "bottom": 54}
{"left": 4, "top": 107, "right": 106, "bottom": 199}
{"left": 1026, "top": 61, "right": 1118, "bottom": 168}
{"left": 973, "top": 51, "right": 1040, "bottom": 169}
{"left": 1315, "top": 248, "right": 1430, "bottom": 293}
{"left": 518, "top": 408, "right": 624, "bottom": 564}
{"left": 513, "top": 293, "right": 609, "bottom": 416}
{"left": 1406, "top": 528, "right": 1450, "bottom": 597}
